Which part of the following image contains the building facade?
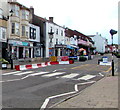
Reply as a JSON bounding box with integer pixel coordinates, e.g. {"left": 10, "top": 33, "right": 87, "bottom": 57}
{"left": 46, "top": 17, "right": 66, "bottom": 57}
{"left": 91, "top": 33, "right": 107, "bottom": 53}
{"left": 0, "top": 8, "right": 7, "bottom": 60}
{"left": 29, "top": 23, "right": 40, "bottom": 58}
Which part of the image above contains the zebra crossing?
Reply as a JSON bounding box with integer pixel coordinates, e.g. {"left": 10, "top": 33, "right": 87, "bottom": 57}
{"left": 2, "top": 70, "right": 99, "bottom": 81}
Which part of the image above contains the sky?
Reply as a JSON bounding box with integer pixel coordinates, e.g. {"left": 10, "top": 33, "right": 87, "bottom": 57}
{"left": 17, "top": 0, "right": 119, "bottom": 44}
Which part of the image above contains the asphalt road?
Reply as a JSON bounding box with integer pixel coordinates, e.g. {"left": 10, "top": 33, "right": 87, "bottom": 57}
{"left": 1, "top": 54, "right": 117, "bottom": 109}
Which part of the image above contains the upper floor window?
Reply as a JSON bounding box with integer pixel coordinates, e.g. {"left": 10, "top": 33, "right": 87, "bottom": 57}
{"left": 11, "top": 22, "right": 20, "bottom": 36}
{"left": 30, "top": 27, "right": 36, "bottom": 39}
{"left": 56, "top": 29, "right": 58, "bottom": 35}
{"left": 22, "top": 10, "right": 29, "bottom": 20}
{"left": 22, "top": 25, "right": 29, "bottom": 37}
{"left": 2, "top": 28, "right": 6, "bottom": 39}
{"left": 11, "top": 5, "right": 19, "bottom": 17}
{"left": 0, "top": 8, "right": 3, "bottom": 19}
{"left": 56, "top": 39, "right": 58, "bottom": 44}
{"left": 61, "top": 30, "right": 63, "bottom": 36}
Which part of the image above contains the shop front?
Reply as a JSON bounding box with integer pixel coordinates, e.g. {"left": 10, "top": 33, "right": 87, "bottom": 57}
{"left": 33, "top": 42, "right": 41, "bottom": 57}
{"left": 54, "top": 44, "right": 67, "bottom": 56}
{"left": 8, "top": 40, "right": 33, "bottom": 60}
{"left": 66, "top": 45, "right": 78, "bottom": 56}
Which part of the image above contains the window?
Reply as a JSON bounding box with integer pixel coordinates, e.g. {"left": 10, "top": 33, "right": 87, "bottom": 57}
{"left": 61, "top": 30, "right": 63, "bottom": 36}
{"left": 56, "top": 39, "right": 58, "bottom": 44}
{"left": 11, "top": 5, "right": 19, "bottom": 17}
{"left": 22, "top": 26, "right": 25, "bottom": 36}
{"left": 26, "top": 11, "right": 29, "bottom": 20}
{"left": 22, "top": 25, "right": 29, "bottom": 37}
{"left": 56, "top": 29, "right": 58, "bottom": 34}
{"left": 16, "top": 23, "right": 19, "bottom": 35}
{"left": 30, "top": 27, "right": 36, "bottom": 39}
{"left": 22, "top": 10, "right": 29, "bottom": 20}
{"left": 11, "top": 23, "right": 15, "bottom": 34}
{"left": 0, "top": 8, "right": 3, "bottom": 19}
{"left": 22, "top": 10, "right": 25, "bottom": 19}
{"left": 2, "top": 28, "right": 6, "bottom": 39}
{"left": 11, "top": 22, "right": 20, "bottom": 35}
{"left": 26, "top": 26, "right": 29, "bottom": 37}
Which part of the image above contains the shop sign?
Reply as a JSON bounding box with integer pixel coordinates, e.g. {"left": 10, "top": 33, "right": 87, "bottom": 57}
{"left": 78, "top": 39, "right": 89, "bottom": 46}
{"left": 55, "top": 44, "right": 67, "bottom": 48}
{"left": 8, "top": 40, "right": 30, "bottom": 46}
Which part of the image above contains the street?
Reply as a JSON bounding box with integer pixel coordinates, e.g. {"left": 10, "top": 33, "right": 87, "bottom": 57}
{"left": 1, "top": 54, "right": 117, "bottom": 109}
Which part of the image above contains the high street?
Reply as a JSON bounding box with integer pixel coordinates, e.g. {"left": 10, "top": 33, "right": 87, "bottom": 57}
{"left": 1, "top": 54, "right": 118, "bottom": 109}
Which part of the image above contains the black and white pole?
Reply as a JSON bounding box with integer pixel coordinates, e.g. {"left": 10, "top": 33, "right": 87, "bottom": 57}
{"left": 110, "top": 29, "right": 117, "bottom": 76}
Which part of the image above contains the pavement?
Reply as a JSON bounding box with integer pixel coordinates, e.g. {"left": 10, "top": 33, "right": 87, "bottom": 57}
{"left": 52, "top": 71, "right": 119, "bottom": 109}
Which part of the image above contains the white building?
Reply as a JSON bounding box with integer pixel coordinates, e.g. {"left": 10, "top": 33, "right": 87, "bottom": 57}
{"left": 91, "top": 33, "right": 108, "bottom": 53}
{"left": 45, "top": 17, "right": 66, "bottom": 57}
{"left": 29, "top": 23, "right": 41, "bottom": 58}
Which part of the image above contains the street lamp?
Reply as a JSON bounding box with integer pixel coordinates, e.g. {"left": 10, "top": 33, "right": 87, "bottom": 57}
{"left": 109, "top": 29, "right": 117, "bottom": 76}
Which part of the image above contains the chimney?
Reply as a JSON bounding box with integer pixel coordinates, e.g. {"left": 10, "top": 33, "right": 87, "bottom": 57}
{"left": 30, "top": 6, "right": 34, "bottom": 15}
{"left": 30, "top": 6, "right": 34, "bottom": 23}
{"left": 49, "top": 17, "right": 54, "bottom": 22}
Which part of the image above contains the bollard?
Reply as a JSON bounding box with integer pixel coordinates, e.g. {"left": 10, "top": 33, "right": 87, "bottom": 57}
{"left": 112, "top": 60, "right": 114, "bottom": 76}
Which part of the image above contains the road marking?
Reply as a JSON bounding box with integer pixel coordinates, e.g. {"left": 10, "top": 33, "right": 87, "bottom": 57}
{"left": 29, "top": 72, "right": 49, "bottom": 76}
{"left": 53, "top": 68, "right": 66, "bottom": 72}
{"left": 2, "top": 71, "right": 21, "bottom": 75}
{"left": 78, "top": 74, "right": 96, "bottom": 80}
{"left": 61, "top": 73, "right": 79, "bottom": 79}
{"left": 103, "top": 67, "right": 112, "bottom": 73}
{"left": 42, "top": 72, "right": 65, "bottom": 77}
{"left": 14, "top": 71, "right": 33, "bottom": 75}
{"left": 99, "top": 73, "right": 104, "bottom": 76}
{"left": 71, "top": 64, "right": 89, "bottom": 69}
{"left": 41, "top": 80, "right": 96, "bottom": 109}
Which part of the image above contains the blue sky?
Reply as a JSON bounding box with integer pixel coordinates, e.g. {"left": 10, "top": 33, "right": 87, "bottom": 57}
{"left": 17, "top": 0, "right": 119, "bottom": 44}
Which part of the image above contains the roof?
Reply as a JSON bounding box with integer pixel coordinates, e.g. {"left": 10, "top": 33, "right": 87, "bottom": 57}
{"left": 8, "top": 1, "right": 30, "bottom": 11}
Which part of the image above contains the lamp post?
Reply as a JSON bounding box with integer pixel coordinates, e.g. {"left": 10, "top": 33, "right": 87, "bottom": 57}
{"left": 109, "top": 29, "right": 117, "bottom": 76}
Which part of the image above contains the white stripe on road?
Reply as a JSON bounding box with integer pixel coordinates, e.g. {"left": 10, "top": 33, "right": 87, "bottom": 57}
{"left": 29, "top": 72, "right": 49, "bottom": 76}
{"left": 61, "top": 73, "right": 79, "bottom": 79}
{"left": 41, "top": 80, "right": 96, "bottom": 109}
{"left": 78, "top": 74, "right": 96, "bottom": 80}
{"left": 42, "top": 72, "right": 65, "bottom": 77}
{"left": 99, "top": 73, "right": 104, "bottom": 76}
{"left": 14, "top": 71, "right": 33, "bottom": 75}
{"left": 2, "top": 71, "right": 21, "bottom": 75}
